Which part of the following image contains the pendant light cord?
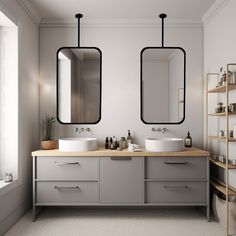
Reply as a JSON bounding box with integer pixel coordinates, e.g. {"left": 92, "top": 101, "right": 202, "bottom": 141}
{"left": 159, "top": 13, "right": 167, "bottom": 47}
{"left": 75, "top": 13, "right": 83, "bottom": 47}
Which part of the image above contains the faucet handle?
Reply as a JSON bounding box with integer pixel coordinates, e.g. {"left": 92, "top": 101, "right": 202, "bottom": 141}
{"left": 86, "top": 127, "right": 90, "bottom": 132}
{"left": 162, "top": 128, "right": 168, "bottom": 133}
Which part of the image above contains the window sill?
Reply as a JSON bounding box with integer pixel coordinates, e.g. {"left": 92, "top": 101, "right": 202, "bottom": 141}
{"left": 0, "top": 179, "right": 20, "bottom": 196}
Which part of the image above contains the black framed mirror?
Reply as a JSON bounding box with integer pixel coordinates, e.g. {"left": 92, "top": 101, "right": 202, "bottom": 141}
{"left": 56, "top": 14, "right": 102, "bottom": 124}
{"left": 140, "top": 14, "right": 186, "bottom": 124}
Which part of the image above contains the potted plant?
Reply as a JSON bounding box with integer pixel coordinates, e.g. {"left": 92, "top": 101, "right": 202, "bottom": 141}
{"left": 41, "top": 115, "right": 57, "bottom": 150}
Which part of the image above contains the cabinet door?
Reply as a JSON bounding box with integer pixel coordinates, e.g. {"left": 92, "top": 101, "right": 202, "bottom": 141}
{"left": 100, "top": 157, "right": 143, "bottom": 204}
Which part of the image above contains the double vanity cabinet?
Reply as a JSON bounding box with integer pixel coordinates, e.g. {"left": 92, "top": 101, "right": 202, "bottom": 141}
{"left": 32, "top": 148, "right": 210, "bottom": 221}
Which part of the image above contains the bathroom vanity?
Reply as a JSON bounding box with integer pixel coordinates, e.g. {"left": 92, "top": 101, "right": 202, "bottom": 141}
{"left": 31, "top": 147, "right": 210, "bottom": 221}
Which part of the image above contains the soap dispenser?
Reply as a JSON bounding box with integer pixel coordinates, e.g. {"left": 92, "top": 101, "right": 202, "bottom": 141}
{"left": 185, "top": 131, "right": 192, "bottom": 148}
{"left": 127, "top": 130, "right": 132, "bottom": 147}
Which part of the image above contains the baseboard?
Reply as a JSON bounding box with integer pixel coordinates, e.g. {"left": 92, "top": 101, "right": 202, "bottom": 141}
{"left": 0, "top": 202, "right": 31, "bottom": 236}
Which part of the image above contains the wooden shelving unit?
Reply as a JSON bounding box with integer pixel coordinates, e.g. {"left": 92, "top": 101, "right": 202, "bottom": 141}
{"left": 210, "top": 177, "right": 236, "bottom": 196}
{"left": 208, "top": 84, "right": 236, "bottom": 93}
{"left": 208, "top": 112, "right": 236, "bottom": 116}
{"left": 206, "top": 64, "right": 236, "bottom": 236}
{"left": 210, "top": 158, "right": 236, "bottom": 169}
{"left": 208, "top": 136, "right": 236, "bottom": 142}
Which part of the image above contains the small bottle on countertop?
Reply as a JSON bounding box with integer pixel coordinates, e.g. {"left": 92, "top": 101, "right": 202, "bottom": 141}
{"left": 110, "top": 136, "right": 117, "bottom": 150}
{"left": 109, "top": 137, "right": 113, "bottom": 149}
{"left": 114, "top": 137, "right": 119, "bottom": 149}
{"left": 105, "top": 137, "right": 109, "bottom": 149}
{"left": 127, "top": 130, "right": 132, "bottom": 147}
{"left": 119, "top": 137, "right": 126, "bottom": 149}
{"left": 185, "top": 131, "right": 192, "bottom": 148}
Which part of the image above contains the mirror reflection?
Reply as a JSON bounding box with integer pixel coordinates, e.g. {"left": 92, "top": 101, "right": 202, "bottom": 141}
{"left": 141, "top": 47, "right": 185, "bottom": 124}
{"left": 57, "top": 47, "right": 101, "bottom": 124}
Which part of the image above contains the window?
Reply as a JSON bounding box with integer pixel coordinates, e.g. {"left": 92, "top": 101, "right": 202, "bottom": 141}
{"left": 0, "top": 10, "right": 18, "bottom": 185}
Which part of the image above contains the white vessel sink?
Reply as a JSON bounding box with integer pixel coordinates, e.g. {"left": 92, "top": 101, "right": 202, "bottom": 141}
{"left": 59, "top": 138, "right": 98, "bottom": 152}
{"left": 145, "top": 138, "right": 184, "bottom": 152}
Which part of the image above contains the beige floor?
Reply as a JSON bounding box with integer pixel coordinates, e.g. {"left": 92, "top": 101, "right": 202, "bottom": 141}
{"left": 5, "top": 208, "right": 225, "bottom": 236}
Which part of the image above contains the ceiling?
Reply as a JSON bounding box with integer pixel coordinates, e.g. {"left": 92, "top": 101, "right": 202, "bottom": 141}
{"left": 27, "top": 0, "right": 216, "bottom": 21}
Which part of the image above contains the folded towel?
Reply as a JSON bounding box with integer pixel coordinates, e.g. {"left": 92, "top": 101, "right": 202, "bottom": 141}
{"left": 128, "top": 144, "right": 143, "bottom": 152}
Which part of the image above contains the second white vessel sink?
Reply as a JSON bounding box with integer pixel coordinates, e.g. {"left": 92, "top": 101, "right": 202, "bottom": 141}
{"left": 145, "top": 138, "right": 184, "bottom": 152}
{"left": 59, "top": 138, "right": 98, "bottom": 152}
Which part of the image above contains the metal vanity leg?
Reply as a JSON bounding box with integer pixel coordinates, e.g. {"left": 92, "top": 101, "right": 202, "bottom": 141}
{"left": 32, "top": 156, "right": 37, "bottom": 222}
{"left": 207, "top": 157, "right": 210, "bottom": 222}
{"left": 32, "top": 205, "right": 36, "bottom": 222}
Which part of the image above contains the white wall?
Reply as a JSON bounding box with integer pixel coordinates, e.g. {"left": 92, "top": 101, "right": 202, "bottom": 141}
{"left": 0, "top": 0, "right": 39, "bottom": 235}
{"left": 40, "top": 24, "right": 203, "bottom": 146}
{"left": 204, "top": 0, "right": 236, "bottom": 193}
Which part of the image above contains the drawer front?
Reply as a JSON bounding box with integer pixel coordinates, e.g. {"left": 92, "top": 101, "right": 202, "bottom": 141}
{"left": 36, "top": 157, "right": 98, "bottom": 179}
{"left": 100, "top": 157, "right": 143, "bottom": 203}
{"left": 36, "top": 181, "right": 98, "bottom": 204}
{"left": 146, "top": 181, "right": 207, "bottom": 203}
{"left": 146, "top": 157, "right": 207, "bottom": 179}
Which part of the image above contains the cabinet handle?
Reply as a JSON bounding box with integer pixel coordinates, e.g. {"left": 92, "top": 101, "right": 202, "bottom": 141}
{"left": 54, "top": 186, "right": 80, "bottom": 190}
{"left": 164, "top": 185, "right": 188, "bottom": 189}
{"left": 54, "top": 162, "right": 80, "bottom": 165}
{"left": 110, "top": 157, "right": 132, "bottom": 161}
{"left": 164, "top": 162, "right": 188, "bottom": 165}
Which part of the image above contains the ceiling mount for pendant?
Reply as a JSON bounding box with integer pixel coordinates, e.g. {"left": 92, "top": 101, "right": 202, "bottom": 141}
{"left": 75, "top": 13, "right": 83, "bottom": 47}
{"left": 159, "top": 13, "right": 167, "bottom": 47}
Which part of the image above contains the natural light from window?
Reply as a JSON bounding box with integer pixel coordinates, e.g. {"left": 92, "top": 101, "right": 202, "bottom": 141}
{"left": 0, "top": 10, "right": 18, "bottom": 188}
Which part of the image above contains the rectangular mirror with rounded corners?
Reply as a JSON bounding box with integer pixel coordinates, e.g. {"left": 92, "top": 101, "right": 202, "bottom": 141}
{"left": 57, "top": 47, "right": 102, "bottom": 124}
{"left": 141, "top": 47, "right": 186, "bottom": 124}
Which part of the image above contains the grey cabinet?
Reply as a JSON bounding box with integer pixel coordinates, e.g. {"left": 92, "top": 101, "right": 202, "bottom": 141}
{"left": 32, "top": 155, "right": 209, "bottom": 221}
{"left": 145, "top": 156, "right": 209, "bottom": 212}
{"left": 100, "top": 157, "right": 143, "bottom": 203}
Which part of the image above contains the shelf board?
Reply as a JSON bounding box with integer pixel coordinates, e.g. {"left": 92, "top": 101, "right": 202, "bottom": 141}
{"left": 210, "top": 177, "right": 236, "bottom": 196}
{"left": 210, "top": 158, "right": 236, "bottom": 169}
{"left": 208, "top": 136, "right": 236, "bottom": 142}
{"left": 208, "top": 112, "right": 236, "bottom": 116}
{"left": 208, "top": 84, "right": 236, "bottom": 93}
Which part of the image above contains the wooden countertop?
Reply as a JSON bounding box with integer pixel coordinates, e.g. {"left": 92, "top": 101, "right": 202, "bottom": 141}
{"left": 32, "top": 147, "right": 210, "bottom": 157}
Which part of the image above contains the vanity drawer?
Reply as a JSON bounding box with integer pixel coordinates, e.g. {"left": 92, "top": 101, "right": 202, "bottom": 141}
{"left": 146, "top": 181, "right": 207, "bottom": 203}
{"left": 146, "top": 157, "right": 207, "bottom": 179}
{"left": 36, "top": 181, "right": 98, "bottom": 204}
{"left": 36, "top": 157, "right": 98, "bottom": 179}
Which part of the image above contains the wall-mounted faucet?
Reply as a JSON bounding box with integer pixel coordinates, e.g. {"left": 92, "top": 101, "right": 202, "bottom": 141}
{"left": 75, "top": 127, "right": 91, "bottom": 133}
{"left": 151, "top": 127, "right": 168, "bottom": 134}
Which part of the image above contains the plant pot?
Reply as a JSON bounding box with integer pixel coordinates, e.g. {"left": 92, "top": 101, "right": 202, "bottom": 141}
{"left": 41, "top": 140, "right": 58, "bottom": 150}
